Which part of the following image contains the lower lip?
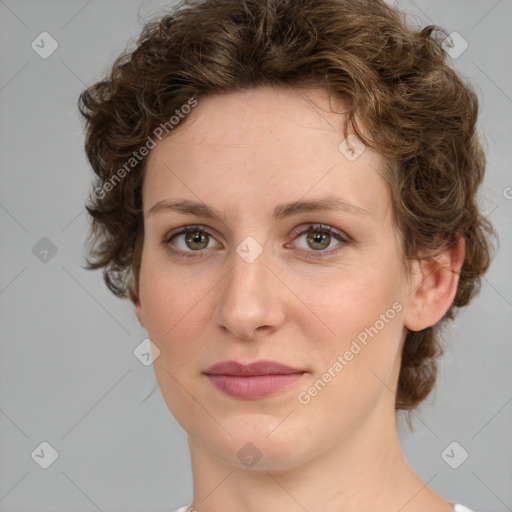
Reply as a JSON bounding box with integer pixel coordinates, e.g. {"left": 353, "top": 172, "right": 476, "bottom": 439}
{"left": 206, "top": 373, "right": 305, "bottom": 399}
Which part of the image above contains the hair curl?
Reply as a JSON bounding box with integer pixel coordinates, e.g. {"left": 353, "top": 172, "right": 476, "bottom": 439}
{"left": 78, "top": 0, "right": 496, "bottom": 410}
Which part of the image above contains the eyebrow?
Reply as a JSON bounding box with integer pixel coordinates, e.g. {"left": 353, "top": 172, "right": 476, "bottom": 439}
{"left": 147, "top": 196, "right": 370, "bottom": 222}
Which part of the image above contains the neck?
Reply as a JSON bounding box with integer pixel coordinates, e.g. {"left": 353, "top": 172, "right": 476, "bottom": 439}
{"left": 186, "top": 404, "right": 452, "bottom": 512}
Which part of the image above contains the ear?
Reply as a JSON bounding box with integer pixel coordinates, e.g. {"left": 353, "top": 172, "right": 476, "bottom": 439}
{"left": 130, "top": 284, "right": 146, "bottom": 328}
{"left": 403, "top": 237, "right": 465, "bottom": 332}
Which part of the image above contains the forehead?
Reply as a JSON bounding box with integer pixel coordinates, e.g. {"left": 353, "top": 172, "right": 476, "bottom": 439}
{"left": 151, "top": 86, "right": 350, "bottom": 151}
{"left": 143, "top": 86, "right": 391, "bottom": 222}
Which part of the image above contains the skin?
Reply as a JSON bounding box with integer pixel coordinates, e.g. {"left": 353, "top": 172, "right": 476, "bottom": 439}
{"left": 133, "top": 86, "right": 465, "bottom": 512}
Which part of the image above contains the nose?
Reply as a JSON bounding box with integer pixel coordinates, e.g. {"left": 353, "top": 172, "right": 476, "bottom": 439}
{"left": 212, "top": 243, "right": 286, "bottom": 341}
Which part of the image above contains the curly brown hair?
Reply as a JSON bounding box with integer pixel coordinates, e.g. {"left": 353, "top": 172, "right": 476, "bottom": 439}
{"left": 78, "top": 0, "right": 495, "bottom": 410}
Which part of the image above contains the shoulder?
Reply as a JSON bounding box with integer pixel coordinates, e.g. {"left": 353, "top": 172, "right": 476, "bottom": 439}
{"left": 173, "top": 507, "right": 192, "bottom": 512}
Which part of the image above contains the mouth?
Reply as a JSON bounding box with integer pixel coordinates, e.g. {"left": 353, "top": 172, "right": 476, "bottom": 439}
{"left": 203, "top": 360, "right": 307, "bottom": 399}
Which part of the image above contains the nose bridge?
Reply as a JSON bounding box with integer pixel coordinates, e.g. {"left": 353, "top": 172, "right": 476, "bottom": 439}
{"left": 213, "top": 238, "right": 285, "bottom": 340}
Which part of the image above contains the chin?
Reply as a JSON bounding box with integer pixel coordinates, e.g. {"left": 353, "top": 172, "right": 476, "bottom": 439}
{"left": 198, "top": 416, "right": 314, "bottom": 471}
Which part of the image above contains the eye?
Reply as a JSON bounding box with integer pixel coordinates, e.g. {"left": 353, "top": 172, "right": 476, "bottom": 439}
{"left": 162, "top": 223, "right": 350, "bottom": 259}
{"left": 162, "top": 225, "right": 221, "bottom": 258}
{"left": 288, "top": 224, "right": 350, "bottom": 258}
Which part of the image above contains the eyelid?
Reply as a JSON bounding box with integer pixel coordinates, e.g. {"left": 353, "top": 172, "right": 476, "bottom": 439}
{"left": 162, "top": 223, "right": 350, "bottom": 258}
{"left": 163, "top": 224, "right": 220, "bottom": 244}
{"left": 162, "top": 224, "right": 222, "bottom": 259}
{"left": 291, "top": 223, "right": 348, "bottom": 240}
{"left": 288, "top": 223, "right": 350, "bottom": 258}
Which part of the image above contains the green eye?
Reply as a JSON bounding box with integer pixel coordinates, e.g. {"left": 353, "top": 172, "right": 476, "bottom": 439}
{"left": 291, "top": 224, "right": 349, "bottom": 258}
{"left": 183, "top": 230, "right": 210, "bottom": 250}
{"left": 163, "top": 223, "right": 350, "bottom": 259}
{"left": 306, "top": 230, "right": 331, "bottom": 250}
{"left": 163, "top": 225, "right": 220, "bottom": 258}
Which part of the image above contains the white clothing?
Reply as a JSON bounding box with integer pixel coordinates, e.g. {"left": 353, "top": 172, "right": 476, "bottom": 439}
{"left": 174, "top": 504, "right": 475, "bottom": 512}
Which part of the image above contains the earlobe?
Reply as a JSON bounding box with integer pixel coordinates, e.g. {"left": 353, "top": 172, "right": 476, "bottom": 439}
{"left": 403, "top": 237, "right": 465, "bottom": 332}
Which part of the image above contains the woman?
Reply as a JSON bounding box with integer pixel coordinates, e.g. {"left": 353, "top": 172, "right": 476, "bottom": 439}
{"left": 79, "top": 0, "right": 495, "bottom": 510}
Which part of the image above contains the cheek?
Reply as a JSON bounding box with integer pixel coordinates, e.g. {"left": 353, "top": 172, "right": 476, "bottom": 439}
{"left": 294, "top": 277, "right": 404, "bottom": 433}
{"left": 302, "top": 258, "right": 405, "bottom": 394}
{"left": 310, "top": 262, "right": 403, "bottom": 342}
{"left": 138, "top": 262, "right": 210, "bottom": 421}
{"left": 138, "top": 257, "right": 196, "bottom": 353}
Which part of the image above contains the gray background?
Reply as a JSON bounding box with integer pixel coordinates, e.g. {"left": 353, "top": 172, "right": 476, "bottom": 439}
{"left": 0, "top": 0, "right": 510, "bottom": 511}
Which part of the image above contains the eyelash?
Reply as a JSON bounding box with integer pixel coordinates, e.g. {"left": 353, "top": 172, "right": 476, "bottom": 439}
{"left": 162, "top": 224, "right": 350, "bottom": 260}
{"left": 291, "top": 224, "right": 350, "bottom": 259}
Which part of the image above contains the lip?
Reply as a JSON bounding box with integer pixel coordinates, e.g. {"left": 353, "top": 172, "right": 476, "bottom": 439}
{"left": 204, "top": 360, "right": 304, "bottom": 376}
{"left": 204, "top": 360, "right": 307, "bottom": 399}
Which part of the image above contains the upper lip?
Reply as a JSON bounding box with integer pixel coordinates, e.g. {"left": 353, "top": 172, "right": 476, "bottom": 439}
{"left": 204, "top": 360, "right": 305, "bottom": 376}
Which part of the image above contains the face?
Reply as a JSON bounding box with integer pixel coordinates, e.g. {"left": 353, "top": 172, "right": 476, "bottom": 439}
{"left": 135, "top": 86, "right": 412, "bottom": 470}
